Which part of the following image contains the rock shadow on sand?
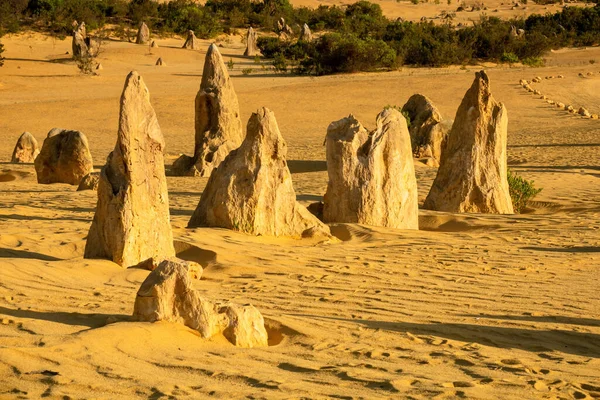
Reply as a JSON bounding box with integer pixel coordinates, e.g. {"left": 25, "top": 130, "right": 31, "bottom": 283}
{"left": 459, "top": 314, "right": 600, "bottom": 327}
{"left": 0, "top": 248, "right": 61, "bottom": 261}
{"left": 297, "top": 316, "right": 600, "bottom": 358}
{"left": 521, "top": 245, "right": 600, "bottom": 253}
{"left": 287, "top": 160, "right": 327, "bottom": 174}
{"left": 0, "top": 306, "right": 129, "bottom": 329}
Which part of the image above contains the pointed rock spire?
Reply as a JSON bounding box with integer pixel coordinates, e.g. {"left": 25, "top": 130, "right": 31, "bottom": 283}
{"left": 244, "top": 27, "right": 258, "bottom": 56}
{"left": 188, "top": 107, "right": 331, "bottom": 238}
{"left": 182, "top": 30, "right": 200, "bottom": 50}
{"left": 423, "top": 71, "right": 513, "bottom": 214}
{"left": 299, "top": 23, "right": 312, "bottom": 41}
{"left": 84, "top": 71, "right": 176, "bottom": 267}
{"left": 172, "top": 44, "right": 243, "bottom": 177}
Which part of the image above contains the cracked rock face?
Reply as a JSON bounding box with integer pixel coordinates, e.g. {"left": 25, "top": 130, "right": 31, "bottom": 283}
{"left": 84, "top": 71, "right": 175, "bottom": 267}
{"left": 188, "top": 107, "right": 331, "bottom": 238}
{"left": 133, "top": 258, "right": 268, "bottom": 348}
{"left": 11, "top": 132, "right": 39, "bottom": 163}
{"left": 323, "top": 108, "right": 419, "bottom": 229}
{"left": 34, "top": 129, "right": 93, "bottom": 185}
{"left": 172, "top": 44, "right": 244, "bottom": 177}
{"left": 423, "top": 71, "right": 514, "bottom": 214}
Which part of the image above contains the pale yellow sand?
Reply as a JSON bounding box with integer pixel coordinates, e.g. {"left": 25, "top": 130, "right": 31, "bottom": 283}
{"left": 0, "top": 32, "right": 599, "bottom": 399}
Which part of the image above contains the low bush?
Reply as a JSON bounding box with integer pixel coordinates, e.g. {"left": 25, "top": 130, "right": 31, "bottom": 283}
{"left": 507, "top": 169, "right": 542, "bottom": 213}
{"left": 521, "top": 56, "right": 544, "bottom": 67}
{"left": 0, "top": 42, "right": 4, "bottom": 67}
{"left": 500, "top": 52, "right": 519, "bottom": 63}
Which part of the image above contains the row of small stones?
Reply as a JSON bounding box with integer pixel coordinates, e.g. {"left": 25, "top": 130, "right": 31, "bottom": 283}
{"left": 520, "top": 75, "right": 598, "bottom": 119}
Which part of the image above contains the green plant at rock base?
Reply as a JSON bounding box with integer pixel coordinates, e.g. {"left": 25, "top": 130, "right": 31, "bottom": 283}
{"left": 507, "top": 169, "right": 542, "bottom": 213}
{"left": 226, "top": 58, "right": 234, "bottom": 70}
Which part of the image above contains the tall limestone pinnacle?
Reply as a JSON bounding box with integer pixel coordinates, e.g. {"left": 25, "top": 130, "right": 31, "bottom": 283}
{"left": 84, "top": 71, "right": 175, "bottom": 267}
{"left": 423, "top": 70, "right": 514, "bottom": 214}
{"left": 323, "top": 108, "right": 419, "bottom": 229}
{"left": 172, "top": 44, "right": 244, "bottom": 177}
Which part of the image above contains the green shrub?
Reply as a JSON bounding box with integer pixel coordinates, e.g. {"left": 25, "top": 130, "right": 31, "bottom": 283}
{"left": 507, "top": 169, "right": 542, "bottom": 213}
{"left": 0, "top": 42, "right": 4, "bottom": 67}
{"left": 241, "top": 67, "right": 252, "bottom": 75}
{"left": 500, "top": 52, "right": 519, "bottom": 63}
{"left": 158, "top": 0, "right": 222, "bottom": 38}
{"left": 271, "top": 53, "right": 288, "bottom": 72}
{"left": 257, "top": 37, "right": 286, "bottom": 58}
{"left": 521, "top": 56, "right": 545, "bottom": 67}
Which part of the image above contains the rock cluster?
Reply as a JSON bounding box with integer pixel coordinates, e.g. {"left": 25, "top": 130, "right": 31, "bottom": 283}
{"left": 424, "top": 71, "right": 513, "bottom": 214}
{"left": 244, "top": 27, "right": 258, "bottom": 56}
{"left": 172, "top": 44, "right": 243, "bottom": 177}
{"left": 11, "top": 132, "right": 39, "bottom": 163}
{"left": 133, "top": 258, "right": 268, "bottom": 348}
{"left": 84, "top": 71, "right": 175, "bottom": 267}
{"left": 323, "top": 108, "right": 418, "bottom": 229}
{"left": 402, "top": 94, "right": 451, "bottom": 166}
{"left": 136, "top": 22, "right": 150, "bottom": 45}
{"left": 188, "top": 107, "right": 330, "bottom": 238}
{"left": 34, "top": 129, "right": 93, "bottom": 185}
{"left": 277, "top": 18, "right": 294, "bottom": 40}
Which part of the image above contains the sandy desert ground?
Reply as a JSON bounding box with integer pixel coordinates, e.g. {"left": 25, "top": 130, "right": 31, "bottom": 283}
{"left": 0, "top": 30, "right": 599, "bottom": 399}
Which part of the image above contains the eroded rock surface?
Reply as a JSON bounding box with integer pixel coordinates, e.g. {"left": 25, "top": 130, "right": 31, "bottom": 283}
{"left": 188, "top": 107, "right": 330, "bottom": 238}
{"left": 84, "top": 71, "right": 175, "bottom": 267}
{"left": 133, "top": 258, "right": 268, "bottom": 348}
{"left": 423, "top": 71, "right": 514, "bottom": 214}
{"left": 172, "top": 44, "right": 243, "bottom": 177}
{"left": 182, "top": 30, "right": 200, "bottom": 50}
{"left": 34, "top": 129, "right": 93, "bottom": 185}
{"left": 77, "top": 173, "right": 99, "bottom": 191}
{"left": 72, "top": 22, "right": 88, "bottom": 58}
{"left": 11, "top": 132, "right": 39, "bottom": 163}
{"left": 402, "top": 94, "right": 451, "bottom": 166}
{"left": 323, "top": 108, "right": 418, "bottom": 229}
